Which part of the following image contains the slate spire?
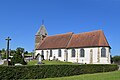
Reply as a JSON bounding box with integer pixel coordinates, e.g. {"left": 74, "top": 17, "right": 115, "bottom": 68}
{"left": 35, "top": 21, "right": 48, "bottom": 49}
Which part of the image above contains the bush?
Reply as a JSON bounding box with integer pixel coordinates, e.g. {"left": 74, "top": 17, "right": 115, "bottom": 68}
{"left": 0, "top": 64, "right": 118, "bottom": 79}
{"left": 113, "top": 56, "right": 120, "bottom": 65}
{"left": 11, "top": 51, "right": 27, "bottom": 65}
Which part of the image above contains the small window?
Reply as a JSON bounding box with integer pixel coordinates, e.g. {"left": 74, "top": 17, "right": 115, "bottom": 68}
{"left": 50, "top": 49, "right": 52, "bottom": 57}
{"left": 80, "top": 48, "right": 85, "bottom": 57}
{"left": 101, "top": 47, "right": 106, "bottom": 57}
{"left": 71, "top": 48, "right": 75, "bottom": 57}
{"left": 58, "top": 49, "right": 61, "bottom": 57}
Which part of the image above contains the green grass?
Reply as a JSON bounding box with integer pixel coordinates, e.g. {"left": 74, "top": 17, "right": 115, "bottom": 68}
{"left": 24, "top": 53, "right": 32, "bottom": 56}
{"left": 27, "top": 60, "right": 74, "bottom": 65}
{"left": 41, "top": 70, "right": 120, "bottom": 80}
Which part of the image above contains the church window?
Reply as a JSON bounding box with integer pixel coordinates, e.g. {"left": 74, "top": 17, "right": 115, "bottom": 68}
{"left": 71, "top": 48, "right": 75, "bottom": 57}
{"left": 101, "top": 47, "right": 106, "bottom": 57}
{"left": 80, "top": 48, "right": 85, "bottom": 57}
{"left": 58, "top": 49, "right": 61, "bottom": 57}
{"left": 50, "top": 49, "right": 52, "bottom": 57}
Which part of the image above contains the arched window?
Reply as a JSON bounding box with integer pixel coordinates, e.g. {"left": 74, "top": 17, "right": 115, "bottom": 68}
{"left": 80, "top": 48, "right": 85, "bottom": 57}
{"left": 71, "top": 48, "right": 75, "bottom": 57}
{"left": 50, "top": 49, "right": 52, "bottom": 57}
{"left": 58, "top": 49, "right": 61, "bottom": 57}
{"left": 101, "top": 47, "right": 106, "bottom": 57}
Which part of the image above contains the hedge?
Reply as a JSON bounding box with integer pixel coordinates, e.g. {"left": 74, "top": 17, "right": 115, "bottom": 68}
{"left": 0, "top": 64, "right": 118, "bottom": 79}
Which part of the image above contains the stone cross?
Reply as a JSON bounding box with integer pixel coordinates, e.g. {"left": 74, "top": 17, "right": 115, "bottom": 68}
{"left": 5, "top": 37, "right": 11, "bottom": 62}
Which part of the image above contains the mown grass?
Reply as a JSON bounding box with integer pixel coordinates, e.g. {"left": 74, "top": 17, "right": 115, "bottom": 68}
{"left": 27, "top": 60, "right": 74, "bottom": 65}
{"left": 41, "top": 70, "right": 120, "bottom": 80}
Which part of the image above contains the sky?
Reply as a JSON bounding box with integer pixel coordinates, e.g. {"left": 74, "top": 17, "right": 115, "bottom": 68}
{"left": 0, "top": 0, "right": 120, "bottom": 56}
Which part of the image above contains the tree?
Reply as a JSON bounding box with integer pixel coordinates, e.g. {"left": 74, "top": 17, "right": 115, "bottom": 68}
{"left": 16, "top": 47, "right": 25, "bottom": 54}
{"left": 112, "top": 56, "right": 120, "bottom": 65}
{"left": 0, "top": 50, "right": 2, "bottom": 53}
{"left": 11, "top": 48, "right": 27, "bottom": 65}
{"left": 1, "top": 48, "right": 6, "bottom": 59}
{"left": 1, "top": 48, "right": 5, "bottom": 53}
{"left": 24, "top": 51, "right": 28, "bottom": 54}
{"left": 10, "top": 50, "right": 16, "bottom": 56}
{"left": 110, "top": 55, "right": 113, "bottom": 64}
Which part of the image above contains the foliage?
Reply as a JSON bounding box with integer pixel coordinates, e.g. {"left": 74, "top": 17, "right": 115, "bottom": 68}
{"left": 1, "top": 48, "right": 6, "bottom": 59}
{"left": 24, "top": 51, "right": 28, "bottom": 54}
{"left": 0, "top": 64, "right": 118, "bottom": 79}
{"left": 42, "top": 70, "right": 120, "bottom": 80}
{"left": 113, "top": 56, "right": 120, "bottom": 65}
{"left": 1, "top": 53, "right": 6, "bottom": 59}
{"left": 110, "top": 55, "right": 113, "bottom": 64}
{"left": 1, "top": 48, "right": 5, "bottom": 53}
{"left": 10, "top": 50, "right": 16, "bottom": 56}
{"left": 11, "top": 49, "right": 27, "bottom": 65}
{"left": 0, "top": 50, "right": 1, "bottom": 54}
{"left": 16, "top": 47, "right": 25, "bottom": 54}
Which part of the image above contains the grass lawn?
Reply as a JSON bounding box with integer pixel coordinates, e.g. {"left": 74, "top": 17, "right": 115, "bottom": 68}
{"left": 27, "top": 60, "right": 75, "bottom": 65}
{"left": 41, "top": 70, "right": 120, "bottom": 80}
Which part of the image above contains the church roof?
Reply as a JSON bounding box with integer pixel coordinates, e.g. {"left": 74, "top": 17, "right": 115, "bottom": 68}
{"left": 36, "top": 30, "right": 110, "bottom": 50}
{"left": 67, "top": 30, "right": 109, "bottom": 48}
{"left": 36, "top": 32, "right": 73, "bottom": 49}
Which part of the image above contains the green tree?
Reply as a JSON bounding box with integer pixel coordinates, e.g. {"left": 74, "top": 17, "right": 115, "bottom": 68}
{"left": 1, "top": 48, "right": 6, "bottom": 59}
{"left": 0, "top": 50, "right": 2, "bottom": 53}
{"left": 10, "top": 50, "right": 16, "bottom": 56}
{"left": 113, "top": 56, "right": 120, "bottom": 65}
{"left": 1, "top": 48, "right": 5, "bottom": 53}
{"left": 11, "top": 48, "right": 27, "bottom": 65}
{"left": 16, "top": 47, "right": 25, "bottom": 54}
{"left": 24, "top": 51, "right": 28, "bottom": 54}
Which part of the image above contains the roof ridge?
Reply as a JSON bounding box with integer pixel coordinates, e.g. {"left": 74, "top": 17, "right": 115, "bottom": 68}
{"left": 78, "top": 30, "right": 103, "bottom": 35}
{"left": 47, "top": 32, "right": 73, "bottom": 37}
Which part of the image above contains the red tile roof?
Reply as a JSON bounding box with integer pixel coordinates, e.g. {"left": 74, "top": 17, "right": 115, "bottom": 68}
{"left": 36, "top": 32, "right": 73, "bottom": 49}
{"left": 36, "top": 30, "right": 110, "bottom": 50}
{"left": 67, "top": 30, "right": 109, "bottom": 48}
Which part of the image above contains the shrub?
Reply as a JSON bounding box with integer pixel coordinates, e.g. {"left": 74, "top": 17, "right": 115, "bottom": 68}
{"left": 11, "top": 51, "right": 27, "bottom": 65}
{"left": 0, "top": 64, "right": 118, "bottom": 79}
{"left": 113, "top": 56, "right": 120, "bottom": 65}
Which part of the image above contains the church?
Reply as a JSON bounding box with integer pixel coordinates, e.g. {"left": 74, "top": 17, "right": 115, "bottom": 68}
{"left": 35, "top": 24, "right": 111, "bottom": 64}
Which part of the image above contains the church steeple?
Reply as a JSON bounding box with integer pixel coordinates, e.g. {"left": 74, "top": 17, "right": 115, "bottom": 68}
{"left": 35, "top": 22, "right": 48, "bottom": 49}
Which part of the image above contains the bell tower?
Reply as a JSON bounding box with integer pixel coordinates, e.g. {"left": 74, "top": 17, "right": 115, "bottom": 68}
{"left": 35, "top": 22, "right": 48, "bottom": 49}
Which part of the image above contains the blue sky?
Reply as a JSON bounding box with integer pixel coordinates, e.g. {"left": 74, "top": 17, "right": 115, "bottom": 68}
{"left": 0, "top": 0, "right": 120, "bottom": 55}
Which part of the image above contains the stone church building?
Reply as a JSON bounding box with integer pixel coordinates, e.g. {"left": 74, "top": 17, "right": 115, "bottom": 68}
{"left": 35, "top": 24, "right": 111, "bottom": 64}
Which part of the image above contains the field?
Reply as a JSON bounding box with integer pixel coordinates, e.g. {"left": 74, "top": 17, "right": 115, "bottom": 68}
{"left": 41, "top": 70, "right": 120, "bottom": 80}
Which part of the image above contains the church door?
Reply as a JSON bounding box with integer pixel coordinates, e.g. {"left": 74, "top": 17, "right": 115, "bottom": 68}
{"left": 64, "top": 49, "right": 68, "bottom": 62}
{"left": 90, "top": 49, "right": 93, "bottom": 64}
